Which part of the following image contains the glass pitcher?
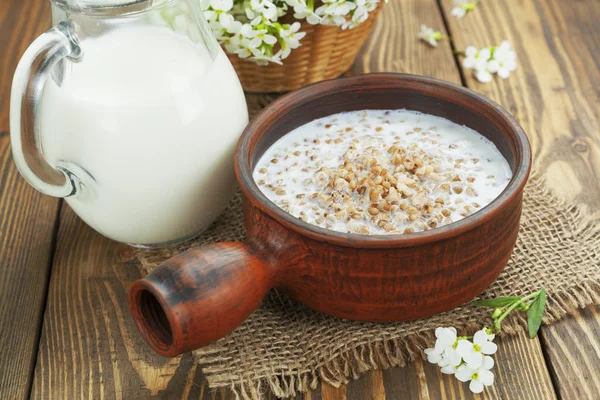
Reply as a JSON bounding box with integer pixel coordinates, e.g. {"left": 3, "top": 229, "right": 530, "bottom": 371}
{"left": 11, "top": 0, "right": 248, "bottom": 247}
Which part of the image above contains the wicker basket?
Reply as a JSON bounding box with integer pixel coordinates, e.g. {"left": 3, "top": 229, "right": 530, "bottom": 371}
{"left": 226, "top": 6, "right": 382, "bottom": 93}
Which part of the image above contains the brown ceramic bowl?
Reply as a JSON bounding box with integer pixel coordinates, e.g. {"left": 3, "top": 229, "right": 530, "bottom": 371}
{"left": 129, "top": 73, "right": 531, "bottom": 357}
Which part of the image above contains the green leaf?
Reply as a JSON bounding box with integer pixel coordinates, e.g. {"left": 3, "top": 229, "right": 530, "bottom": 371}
{"left": 527, "top": 289, "right": 547, "bottom": 338}
{"left": 472, "top": 296, "right": 521, "bottom": 308}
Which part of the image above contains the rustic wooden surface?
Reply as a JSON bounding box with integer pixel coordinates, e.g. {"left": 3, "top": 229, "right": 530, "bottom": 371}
{"left": 0, "top": 0, "right": 61, "bottom": 399}
{"left": 0, "top": 0, "right": 598, "bottom": 399}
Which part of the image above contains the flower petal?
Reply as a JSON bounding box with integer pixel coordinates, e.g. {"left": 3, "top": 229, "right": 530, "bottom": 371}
{"left": 434, "top": 339, "right": 447, "bottom": 354}
{"left": 441, "top": 364, "right": 457, "bottom": 375}
{"left": 455, "top": 366, "right": 474, "bottom": 382}
{"left": 479, "top": 47, "right": 491, "bottom": 60}
{"left": 482, "top": 355, "right": 495, "bottom": 370}
{"left": 263, "top": 35, "right": 278, "bottom": 45}
{"left": 465, "top": 46, "right": 478, "bottom": 57}
{"left": 456, "top": 340, "right": 473, "bottom": 356}
{"left": 474, "top": 58, "right": 488, "bottom": 71}
{"left": 438, "top": 331, "right": 457, "bottom": 347}
{"left": 469, "top": 379, "right": 485, "bottom": 393}
{"left": 448, "top": 350, "right": 463, "bottom": 366}
{"left": 479, "top": 369, "right": 495, "bottom": 386}
{"left": 487, "top": 59, "right": 500, "bottom": 73}
{"left": 505, "top": 59, "right": 518, "bottom": 71}
{"left": 475, "top": 70, "right": 492, "bottom": 83}
{"left": 463, "top": 351, "right": 484, "bottom": 369}
{"left": 463, "top": 57, "right": 476, "bottom": 69}
{"left": 424, "top": 348, "right": 442, "bottom": 364}
{"left": 250, "top": 37, "right": 262, "bottom": 48}
{"left": 473, "top": 330, "right": 488, "bottom": 346}
{"left": 481, "top": 342, "right": 498, "bottom": 355}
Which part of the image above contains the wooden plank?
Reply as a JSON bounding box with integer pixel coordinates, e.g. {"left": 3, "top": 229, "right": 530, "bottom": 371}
{"left": 30, "top": 206, "right": 200, "bottom": 398}
{"left": 439, "top": 0, "right": 600, "bottom": 398}
{"left": 540, "top": 306, "right": 600, "bottom": 399}
{"left": 352, "top": 0, "right": 461, "bottom": 82}
{"left": 0, "top": 0, "right": 61, "bottom": 399}
{"left": 439, "top": 0, "right": 600, "bottom": 217}
{"left": 419, "top": 334, "right": 555, "bottom": 400}
{"left": 521, "top": 1, "right": 600, "bottom": 396}
{"left": 322, "top": 332, "right": 558, "bottom": 400}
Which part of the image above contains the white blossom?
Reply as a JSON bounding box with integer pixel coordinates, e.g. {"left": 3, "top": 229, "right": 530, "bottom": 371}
{"left": 440, "top": 362, "right": 460, "bottom": 375}
{"left": 456, "top": 329, "right": 498, "bottom": 369}
{"left": 455, "top": 356, "right": 495, "bottom": 393}
{"left": 451, "top": 6, "right": 466, "bottom": 18}
{"left": 280, "top": 22, "right": 306, "bottom": 47}
{"left": 475, "top": 69, "right": 493, "bottom": 83}
{"left": 293, "top": 5, "right": 322, "bottom": 24}
{"left": 462, "top": 46, "right": 493, "bottom": 82}
{"left": 424, "top": 326, "right": 497, "bottom": 392}
{"left": 251, "top": 50, "right": 282, "bottom": 65}
{"left": 451, "top": 0, "right": 471, "bottom": 18}
{"left": 418, "top": 24, "right": 441, "bottom": 47}
{"left": 488, "top": 41, "right": 517, "bottom": 78}
{"left": 462, "top": 46, "right": 490, "bottom": 70}
{"left": 210, "top": 0, "right": 233, "bottom": 12}
{"left": 234, "top": 39, "right": 256, "bottom": 58}
{"left": 209, "top": 21, "right": 229, "bottom": 41}
{"left": 319, "top": 14, "right": 347, "bottom": 26}
{"left": 279, "top": 21, "right": 306, "bottom": 58}
{"left": 424, "top": 327, "right": 462, "bottom": 369}
{"left": 462, "top": 42, "right": 517, "bottom": 82}
{"left": 203, "top": 0, "right": 379, "bottom": 65}
{"left": 353, "top": 0, "right": 376, "bottom": 18}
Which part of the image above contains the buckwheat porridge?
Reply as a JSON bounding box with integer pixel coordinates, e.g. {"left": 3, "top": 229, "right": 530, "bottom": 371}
{"left": 253, "top": 110, "right": 512, "bottom": 235}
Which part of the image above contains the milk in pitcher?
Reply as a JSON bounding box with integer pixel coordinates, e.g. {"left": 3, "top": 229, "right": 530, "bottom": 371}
{"left": 39, "top": 25, "right": 248, "bottom": 245}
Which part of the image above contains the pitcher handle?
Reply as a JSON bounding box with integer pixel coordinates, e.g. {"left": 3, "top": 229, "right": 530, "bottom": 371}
{"left": 10, "top": 21, "right": 82, "bottom": 198}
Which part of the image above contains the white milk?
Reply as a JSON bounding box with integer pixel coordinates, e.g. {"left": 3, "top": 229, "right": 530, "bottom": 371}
{"left": 254, "top": 110, "right": 512, "bottom": 234}
{"left": 39, "top": 25, "right": 248, "bottom": 245}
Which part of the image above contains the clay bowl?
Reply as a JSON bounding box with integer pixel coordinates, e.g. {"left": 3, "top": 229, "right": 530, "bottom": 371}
{"left": 129, "top": 73, "right": 531, "bottom": 357}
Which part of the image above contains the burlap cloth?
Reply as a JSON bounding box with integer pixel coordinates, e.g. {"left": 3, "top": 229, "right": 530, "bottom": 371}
{"left": 133, "top": 173, "right": 600, "bottom": 399}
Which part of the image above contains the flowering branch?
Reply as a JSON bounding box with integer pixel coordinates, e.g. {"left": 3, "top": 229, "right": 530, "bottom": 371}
{"left": 424, "top": 288, "right": 547, "bottom": 393}
{"left": 451, "top": 0, "right": 480, "bottom": 19}
{"left": 202, "top": 0, "right": 381, "bottom": 65}
{"left": 418, "top": 25, "right": 451, "bottom": 47}
{"left": 474, "top": 288, "right": 547, "bottom": 338}
{"left": 458, "top": 41, "right": 518, "bottom": 82}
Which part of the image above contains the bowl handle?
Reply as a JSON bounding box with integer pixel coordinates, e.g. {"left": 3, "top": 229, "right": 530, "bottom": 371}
{"left": 128, "top": 242, "right": 273, "bottom": 357}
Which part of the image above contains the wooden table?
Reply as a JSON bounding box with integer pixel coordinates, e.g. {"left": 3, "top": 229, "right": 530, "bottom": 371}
{"left": 1, "top": 0, "right": 599, "bottom": 398}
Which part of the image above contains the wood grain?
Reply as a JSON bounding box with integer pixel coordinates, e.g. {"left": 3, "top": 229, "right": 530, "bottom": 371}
{"left": 317, "top": 333, "right": 558, "bottom": 400}
{"left": 520, "top": 1, "right": 600, "bottom": 395}
{"left": 540, "top": 306, "right": 600, "bottom": 399}
{"left": 0, "top": 0, "right": 61, "bottom": 399}
{"left": 439, "top": 0, "right": 600, "bottom": 399}
{"left": 30, "top": 206, "right": 198, "bottom": 399}
{"left": 352, "top": 0, "right": 461, "bottom": 82}
{"left": 15, "top": 0, "right": 600, "bottom": 399}
{"left": 440, "top": 0, "right": 600, "bottom": 217}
